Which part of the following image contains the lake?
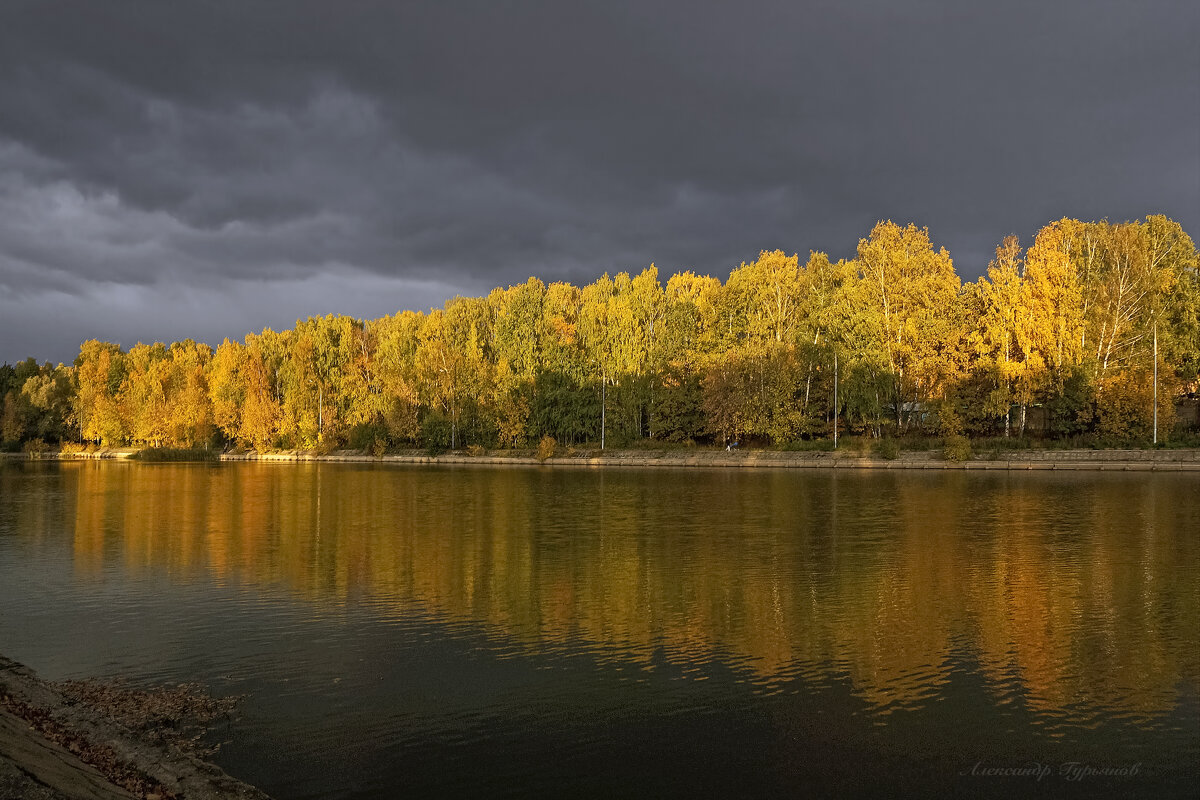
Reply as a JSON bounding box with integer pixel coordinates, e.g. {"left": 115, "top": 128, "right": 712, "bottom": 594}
{"left": 0, "top": 460, "right": 1197, "bottom": 798}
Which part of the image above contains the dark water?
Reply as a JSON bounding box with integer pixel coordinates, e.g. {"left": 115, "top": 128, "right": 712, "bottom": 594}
{"left": 0, "top": 461, "right": 1197, "bottom": 799}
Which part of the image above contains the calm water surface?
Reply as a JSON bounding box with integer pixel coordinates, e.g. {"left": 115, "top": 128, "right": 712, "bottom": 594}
{"left": 0, "top": 461, "right": 1197, "bottom": 798}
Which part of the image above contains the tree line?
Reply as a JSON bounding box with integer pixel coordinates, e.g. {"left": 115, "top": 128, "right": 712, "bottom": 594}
{"left": 3, "top": 216, "right": 1197, "bottom": 452}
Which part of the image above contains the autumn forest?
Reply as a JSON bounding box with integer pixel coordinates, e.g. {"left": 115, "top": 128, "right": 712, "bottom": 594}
{"left": 2, "top": 216, "right": 1198, "bottom": 453}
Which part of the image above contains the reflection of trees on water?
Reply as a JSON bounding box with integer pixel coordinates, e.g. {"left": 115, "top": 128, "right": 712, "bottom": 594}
{"left": 6, "top": 462, "right": 1196, "bottom": 719}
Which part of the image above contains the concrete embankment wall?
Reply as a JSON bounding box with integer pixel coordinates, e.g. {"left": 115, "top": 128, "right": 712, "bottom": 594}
{"left": 0, "top": 448, "right": 138, "bottom": 460}
{"left": 218, "top": 449, "right": 1200, "bottom": 472}
{"left": 6, "top": 448, "right": 1199, "bottom": 471}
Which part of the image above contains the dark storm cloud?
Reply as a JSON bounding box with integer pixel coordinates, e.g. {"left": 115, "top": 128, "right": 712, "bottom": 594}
{"left": 1, "top": 0, "right": 1196, "bottom": 363}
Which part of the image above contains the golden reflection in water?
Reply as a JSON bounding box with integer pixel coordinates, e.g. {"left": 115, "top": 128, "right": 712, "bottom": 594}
{"left": 19, "top": 462, "right": 1200, "bottom": 718}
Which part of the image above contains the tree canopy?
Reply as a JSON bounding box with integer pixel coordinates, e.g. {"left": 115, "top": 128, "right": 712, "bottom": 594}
{"left": 4, "top": 216, "right": 1197, "bottom": 451}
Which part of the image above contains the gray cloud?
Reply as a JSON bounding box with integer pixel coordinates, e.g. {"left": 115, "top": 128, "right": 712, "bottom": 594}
{"left": 0, "top": 0, "right": 1196, "bottom": 364}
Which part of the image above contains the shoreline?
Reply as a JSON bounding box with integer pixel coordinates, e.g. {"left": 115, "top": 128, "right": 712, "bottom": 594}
{"left": 0, "top": 655, "right": 268, "bottom": 800}
{"left": 225, "top": 449, "right": 1200, "bottom": 471}
{"left": 6, "top": 447, "right": 1200, "bottom": 471}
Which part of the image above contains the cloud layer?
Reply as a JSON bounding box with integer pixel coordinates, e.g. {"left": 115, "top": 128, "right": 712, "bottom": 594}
{"left": 2, "top": 0, "right": 1196, "bottom": 363}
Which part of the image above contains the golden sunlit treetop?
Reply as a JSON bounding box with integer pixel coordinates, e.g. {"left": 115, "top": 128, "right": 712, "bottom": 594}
{"left": 1, "top": 216, "right": 1196, "bottom": 451}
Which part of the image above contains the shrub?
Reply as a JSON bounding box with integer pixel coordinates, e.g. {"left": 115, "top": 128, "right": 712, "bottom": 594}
{"left": 22, "top": 438, "right": 49, "bottom": 456}
{"left": 536, "top": 435, "right": 558, "bottom": 462}
{"left": 466, "top": 444, "right": 486, "bottom": 457}
{"left": 1047, "top": 367, "right": 1097, "bottom": 438}
{"left": 420, "top": 413, "right": 451, "bottom": 456}
{"left": 133, "top": 447, "right": 219, "bottom": 462}
{"left": 348, "top": 422, "right": 389, "bottom": 452}
{"left": 873, "top": 438, "right": 900, "bottom": 460}
{"left": 942, "top": 435, "right": 972, "bottom": 462}
{"left": 1095, "top": 368, "right": 1173, "bottom": 444}
{"left": 1161, "top": 430, "right": 1200, "bottom": 448}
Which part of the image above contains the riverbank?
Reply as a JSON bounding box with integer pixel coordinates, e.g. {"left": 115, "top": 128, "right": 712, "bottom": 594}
{"left": 10, "top": 447, "right": 1199, "bottom": 471}
{"left": 226, "top": 447, "right": 1200, "bottom": 471}
{"left": 6, "top": 446, "right": 1200, "bottom": 471}
{"left": 0, "top": 656, "right": 269, "bottom": 800}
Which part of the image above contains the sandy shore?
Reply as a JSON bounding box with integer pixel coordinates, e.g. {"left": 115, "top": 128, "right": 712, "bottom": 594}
{"left": 0, "top": 656, "right": 269, "bottom": 800}
{"left": 6, "top": 446, "right": 1200, "bottom": 471}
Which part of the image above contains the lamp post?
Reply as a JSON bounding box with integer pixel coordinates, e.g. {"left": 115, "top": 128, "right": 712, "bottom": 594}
{"left": 833, "top": 348, "right": 839, "bottom": 449}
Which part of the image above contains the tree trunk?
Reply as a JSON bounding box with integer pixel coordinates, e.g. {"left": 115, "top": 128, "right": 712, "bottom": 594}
{"left": 875, "top": 388, "right": 882, "bottom": 438}
{"left": 601, "top": 376, "right": 606, "bottom": 450}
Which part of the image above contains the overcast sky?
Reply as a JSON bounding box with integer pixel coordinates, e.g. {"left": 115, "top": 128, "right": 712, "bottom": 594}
{"left": 1, "top": 0, "right": 1196, "bottom": 364}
